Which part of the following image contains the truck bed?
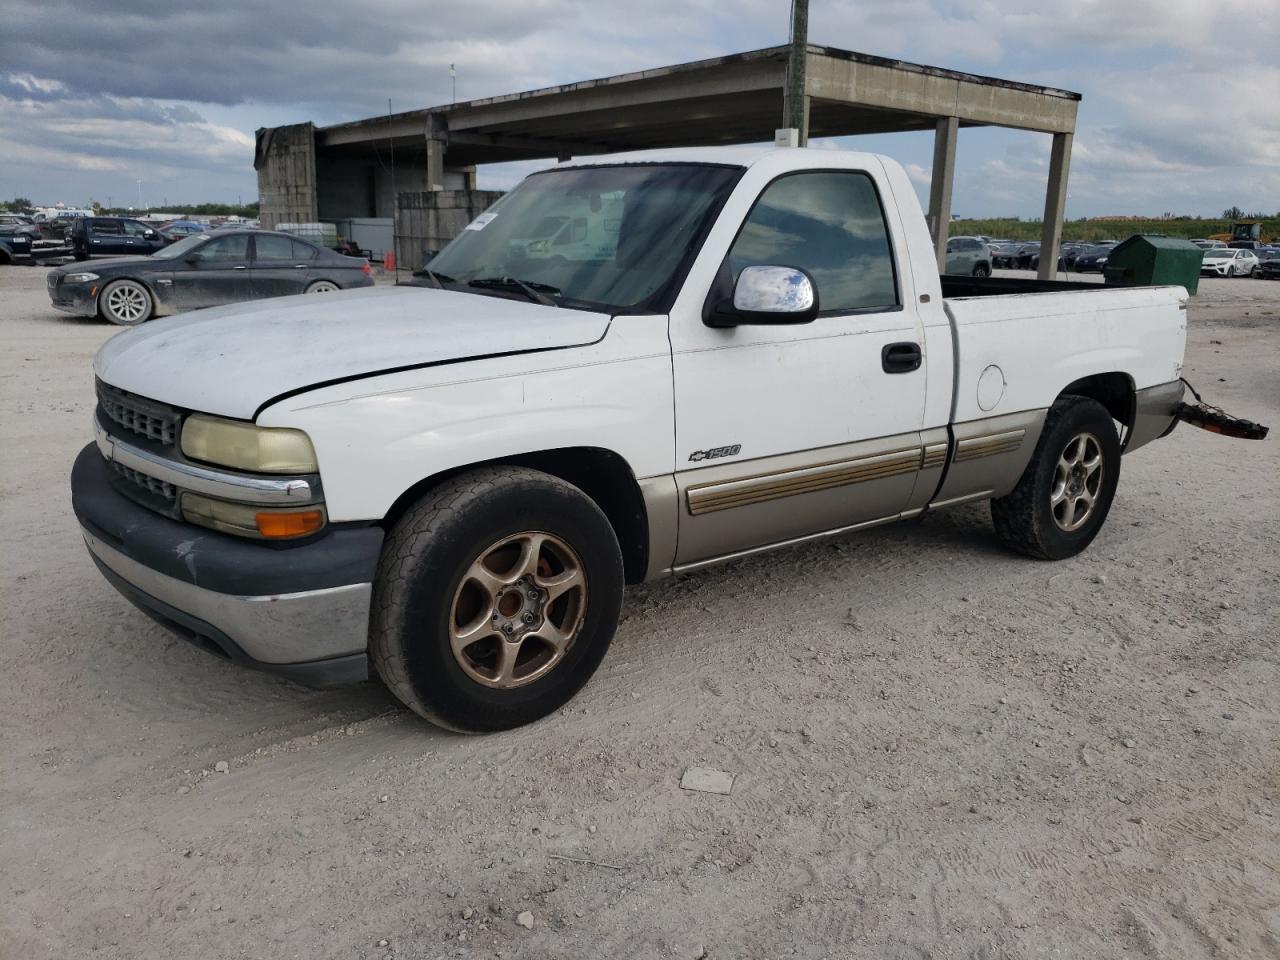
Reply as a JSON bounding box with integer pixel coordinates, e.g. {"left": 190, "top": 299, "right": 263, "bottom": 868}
{"left": 940, "top": 275, "right": 1100, "bottom": 298}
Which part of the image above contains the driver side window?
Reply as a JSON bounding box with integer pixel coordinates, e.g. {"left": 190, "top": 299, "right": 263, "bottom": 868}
{"left": 728, "top": 171, "right": 899, "bottom": 314}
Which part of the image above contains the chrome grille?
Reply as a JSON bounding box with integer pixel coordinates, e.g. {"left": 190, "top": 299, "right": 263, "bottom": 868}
{"left": 96, "top": 380, "right": 180, "bottom": 446}
{"left": 109, "top": 460, "right": 177, "bottom": 503}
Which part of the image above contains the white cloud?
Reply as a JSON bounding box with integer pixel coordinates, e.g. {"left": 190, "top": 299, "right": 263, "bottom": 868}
{"left": 0, "top": 0, "right": 1276, "bottom": 214}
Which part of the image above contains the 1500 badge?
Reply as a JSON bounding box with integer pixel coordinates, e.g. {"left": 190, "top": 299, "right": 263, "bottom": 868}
{"left": 688, "top": 444, "right": 741, "bottom": 462}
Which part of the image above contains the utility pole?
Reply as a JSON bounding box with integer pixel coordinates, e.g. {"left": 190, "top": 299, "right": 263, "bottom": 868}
{"left": 783, "top": 0, "right": 809, "bottom": 144}
{"left": 450, "top": 63, "right": 456, "bottom": 103}
{"left": 136, "top": 178, "right": 143, "bottom": 210}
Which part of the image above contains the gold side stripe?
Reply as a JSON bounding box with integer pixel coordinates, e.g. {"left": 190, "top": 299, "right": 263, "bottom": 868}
{"left": 921, "top": 442, "right": 949, "bottom": 470}
{"left": 954, "top": 429, "right": 1026, "bottom": 463}
{"left": 687, "top": 447, "right": 922, "bottom": 516}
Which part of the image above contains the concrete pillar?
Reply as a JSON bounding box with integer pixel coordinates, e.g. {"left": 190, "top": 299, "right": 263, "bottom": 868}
{"left": 927, "top": 116, "right": 958, "bottom": 272}
{"left": 426, "top": 113, "right": 446, "bottom": 191}
{"left": 426, "top": 139, "right": 445, "bottom": 191}
{"left": 1037, "top": 131, "right": 1073, "bottom": 280}
{"left": 799, "top": 95, "right": 811, "bottom": 146}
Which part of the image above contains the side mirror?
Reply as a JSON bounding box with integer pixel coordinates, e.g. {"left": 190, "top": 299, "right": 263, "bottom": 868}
{"left": 145, "top": 230, "right": 156, "bottom": 238}
{"left": 707, "top": 265, "right": 818, "bottom": 327}
{"left": 184, "top": 254, "right": 202, "bottom": 265}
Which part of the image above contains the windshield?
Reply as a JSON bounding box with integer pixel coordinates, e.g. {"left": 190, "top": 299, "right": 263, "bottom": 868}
{"left": 424, "top": 164, "right": 743, "bottom": 313}
{"left": 151, "top": 233, "right": 212, "bottom": 259}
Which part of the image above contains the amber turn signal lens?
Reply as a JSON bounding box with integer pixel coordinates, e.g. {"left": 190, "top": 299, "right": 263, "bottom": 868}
{"left": 255, "top": 509, "right": 325, "bottom": 539}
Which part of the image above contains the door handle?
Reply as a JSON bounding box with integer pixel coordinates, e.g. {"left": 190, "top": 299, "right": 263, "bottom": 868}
{"left": 294, "top": 264, "right": 308, "bottom": 268}
{"left": 881, "top": 342, "right": 922, "bottom": 374}
{"left": 234, "top": 265, "right": 247, "bottom": 270}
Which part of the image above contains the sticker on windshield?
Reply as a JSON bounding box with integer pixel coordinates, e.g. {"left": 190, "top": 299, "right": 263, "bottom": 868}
{"left": 465, "top": 213, "right": 498, "bottom": 232}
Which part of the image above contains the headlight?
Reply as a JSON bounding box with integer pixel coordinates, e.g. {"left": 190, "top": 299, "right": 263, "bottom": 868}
{"left": 180, "top": 415, "right": 318, "bottom": 474}
{"left": 63, "top": 272, "right": 99, "bottom": 283}
{"left": 181, "top": 492, "right": 326, "bottom": 540}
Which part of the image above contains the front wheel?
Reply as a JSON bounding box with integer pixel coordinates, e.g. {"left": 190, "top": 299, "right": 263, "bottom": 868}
{"left": 370, "top": 467, "right": 624, "bottom": 732}
{"left": 973, "top": 263, "right": 991, "bottom": 278}
{"left": 98, "top": 279, "right": 154, "bottom": 325}
{"left": 990, "top": 396, "right": 1121, "bottom": 560}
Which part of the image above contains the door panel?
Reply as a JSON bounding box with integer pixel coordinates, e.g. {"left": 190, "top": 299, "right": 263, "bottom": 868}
{"left": 670, "top": 168, "right": 928, "bottom": 565}
{"left": 249, "top": 233, "right": 311, "bottom": 298}
{"left": 88, "top": 219, "right": 127, "bottom": 256}
{"left": 168, "top": 234, "right": 251, "bottom": 310}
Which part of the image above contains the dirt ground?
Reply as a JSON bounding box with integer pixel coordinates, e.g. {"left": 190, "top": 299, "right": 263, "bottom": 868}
{"left": 2, "top": 263, "right": 1277, "bottom": 960}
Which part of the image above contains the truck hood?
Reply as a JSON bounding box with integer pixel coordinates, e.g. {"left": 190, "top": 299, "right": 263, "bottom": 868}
{"left": 94, "top": 285, "right": 611, "bottom": 420}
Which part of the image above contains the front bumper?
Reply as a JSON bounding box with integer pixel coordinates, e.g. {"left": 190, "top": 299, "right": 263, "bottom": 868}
{"left": 48, "top": 277, "right": 98, "bottom": 315}
{"left": 71, "top": 444, "right": 383, "bottom": 687}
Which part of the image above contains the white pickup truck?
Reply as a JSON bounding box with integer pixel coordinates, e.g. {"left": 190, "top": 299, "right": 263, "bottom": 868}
{"left": 73, "top": 146, "right": 1193, "bottom": 732}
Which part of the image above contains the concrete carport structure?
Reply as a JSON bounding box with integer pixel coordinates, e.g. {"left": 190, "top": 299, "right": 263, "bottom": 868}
{"left": 255, "top": 44, "right": 1080, "bottom": 277}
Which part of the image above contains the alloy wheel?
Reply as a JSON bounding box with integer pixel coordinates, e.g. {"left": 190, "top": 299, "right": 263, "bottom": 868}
{"left": 1050, "top": 432, "right": 1103, "bottom": 532}
{"left": 448, "top": 532, "right": 588, "bottom": 689}
{"left": 105, "top": 282, "right": 149, "bottom": 323}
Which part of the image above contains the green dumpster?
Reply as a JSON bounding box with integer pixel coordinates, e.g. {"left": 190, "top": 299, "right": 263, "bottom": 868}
{"left": 1103, "top": 234, "right": 1202, "bottom": 294}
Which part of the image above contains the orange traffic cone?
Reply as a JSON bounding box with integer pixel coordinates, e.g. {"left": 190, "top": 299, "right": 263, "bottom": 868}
{"left": 384, "top": 250, "right": 396, "bottom": 272}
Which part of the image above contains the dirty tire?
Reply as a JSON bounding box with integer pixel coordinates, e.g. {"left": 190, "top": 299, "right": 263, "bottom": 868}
{"left": 370, "top": 466, "right": 624, "bottom": 733}
{"left": 990, "top": 396, "right": 1121, "bottom": 561}
{"left": 98, "top": 279, "right": 154, "bottom": 325}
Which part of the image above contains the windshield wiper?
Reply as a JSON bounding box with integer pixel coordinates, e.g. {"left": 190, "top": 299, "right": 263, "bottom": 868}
{"left": 412, "top": 268, "right": 456, "bottom": 289}
{"left": 468, "top": 276, "right": 561, "bottom": 307}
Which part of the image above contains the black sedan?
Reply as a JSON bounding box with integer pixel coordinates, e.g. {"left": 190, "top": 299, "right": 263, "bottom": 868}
{"left": 46, "top": 230, "right": 374, "bottom": 325}
{"left": 1073, "top": 245, "right": 1114, "bottom": 273}
{"left": 1256, "top": 250, "right": 1280, "bottom": 280}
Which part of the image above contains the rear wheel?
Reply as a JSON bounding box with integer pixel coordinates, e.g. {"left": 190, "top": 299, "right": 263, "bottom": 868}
{"left": 305, "top": 280, "right": 339, "bottom": 293}
{"left": 98, "top": 279, "right": 154, "bottom": 325}
{"left": 973, "top": 262, "right": 991, "bottom": 278}
{"left": 370, "top": 467, "right": 624, "bottom": 732}
{"left": 991, "top": 396, "right": 1121, "bottom": 560}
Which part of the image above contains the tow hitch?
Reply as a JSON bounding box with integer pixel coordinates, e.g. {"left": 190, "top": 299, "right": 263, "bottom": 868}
{"left": 1176, "top": 378, "right": 1270, "bottom": 440}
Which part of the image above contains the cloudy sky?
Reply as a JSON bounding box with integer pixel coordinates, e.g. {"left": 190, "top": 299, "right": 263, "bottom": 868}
{"left": 1, "top": 0, "right": 1276, "bottom": 217}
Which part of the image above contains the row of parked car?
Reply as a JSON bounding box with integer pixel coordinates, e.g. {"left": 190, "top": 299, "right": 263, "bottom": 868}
{"left": 942, "top": 234, "right": 1279, "bottom": 279}
{"left": 0, "top": 213, "right": 263, "bottom": 264}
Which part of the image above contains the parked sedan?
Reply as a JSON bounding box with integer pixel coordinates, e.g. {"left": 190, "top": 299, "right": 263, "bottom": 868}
{"left": 1200, "top": 247, "right": 1259, "bottom": 278}
{"left": 46, "top": 230, "right": 375, "bottom": 325}
{"left": 1255, "top": 250, "right": 1280, "bottom": 280}
{"left": 0, "top": 213, "right": 41, "bottom": 238}
{"left": 157, "top": 220, "right": 207, "bottom": 243}
{"left": 990, "top": 242, "right": 1021, "bottom": 268}
{"left": 1073, "top": 245, "right": 1114, "bottom": 273}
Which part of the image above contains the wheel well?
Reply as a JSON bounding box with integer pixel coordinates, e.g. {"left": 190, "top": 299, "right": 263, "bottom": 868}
{"left": 1059, "top": 372, "right": 1136, "bottom": 432}
{"left": 381, "top": 447, "right": 650, "bottom": 584}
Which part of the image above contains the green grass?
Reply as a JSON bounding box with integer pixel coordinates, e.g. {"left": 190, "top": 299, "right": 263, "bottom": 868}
{"left": 955, "top": 218, "right": 1280, "bottom": 243}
